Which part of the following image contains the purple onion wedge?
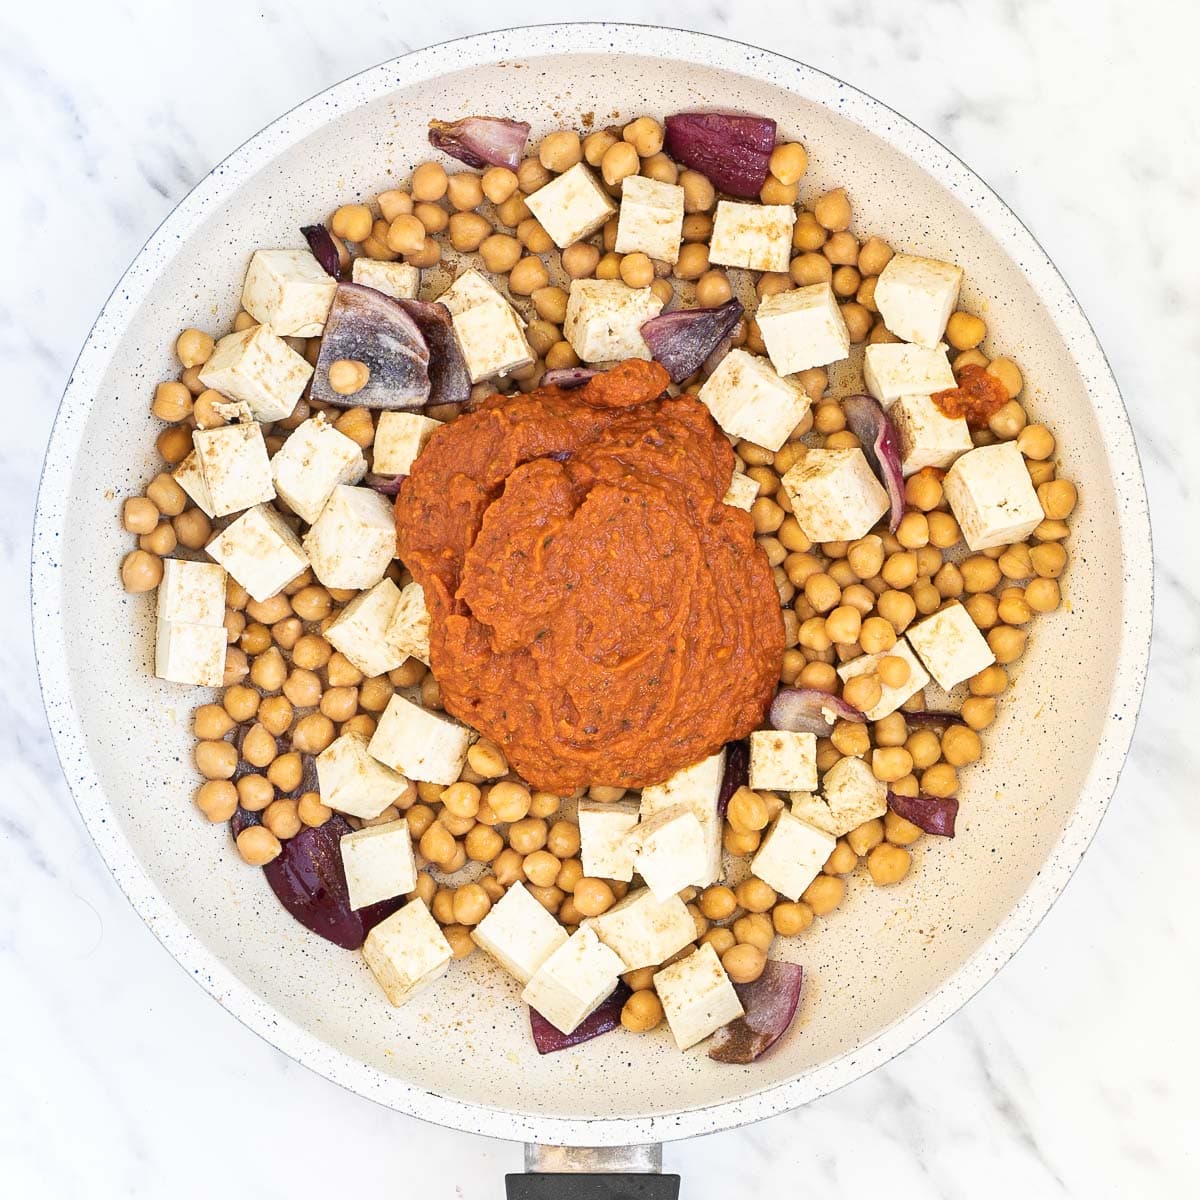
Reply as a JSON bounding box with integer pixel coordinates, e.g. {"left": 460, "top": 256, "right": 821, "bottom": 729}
{"left": 542, "top": 366, "right": 600, "bottom": 390}
{"left": 888, "top": 791, "right": 959, "bottom": 837}
{"left": 717, "top": 739, "right": 750, "bottom": 817}
{"left": 905, "top": 710, "right": 967, "bottom": 730}
{"left": 664, "top": 112, "right": 776, "bottom": 199}
{"left": 769, "top": 688, "right": 865, "bottom": 736}
{"left": 529, "top": 983, "right": 631, "bottom": 1054}
{"left": 393, "top": 298, "right": 471, "bottom": 407}
{"left": 640, "top": 299, "right": 744, "bottom": 384}
{"left": 428, "top": 116, "right": 531, "bottom": 170}
{"left": 710, "top": 961, "right": 804, "bottom": 1063}
{"left": 842, "top": 394, "right": 905, "bottom": 533}
{"left": 364, "top": 472, "right": 406, "bottom": 497}
{"left": 311, "top": 283, "right": 430, "bottom": 410}
{"left": 703, "top": 330, "right": 735, "bottom": 377}
{"left": 300, "top": 224, "right": 341, "bottom": 279}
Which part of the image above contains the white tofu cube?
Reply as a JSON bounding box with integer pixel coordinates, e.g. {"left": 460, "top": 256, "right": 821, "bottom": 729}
{"left": 154, "top": 619, "right": 226, "bottom": 687}
{"left": 173, "top": 451, "right": 215, "bottom": 518}
{"left": 373, "top": 411, "right": 442, "bottom": 476}
{"left": 863, "top": 342, "right": 955, "bottom": 405}
{"left": 748, "top": 730, "right": 817, "bottom": 792}
{"left": 303, "top": 485, "right": 395, "bottom": 590}
{"left": 192, "top": 422, "right": 276, "bottom": 518}
{"left": 316, "top": 731, "right": 408, "bottom": 820}
{"left": 586, "top": 887, "right": 695, "bottom": 972}
{"left": 750, "top": 810, "right": 837, "bottom": 901}
{"left": 640, "top": 751, "right": 725, "bottom": 888}
{"left": 781, "top": 448, "right": 890, "bottom": 542}
{"left": 628, "top": 804, "right": 708, "bottom": 902}
{"left": 562, "top": 279, "right": 663, "bottom": 364}
{"left": 722, "top": 471, "right": 760, "bottom": 511}
{"left": 270, "top": 412, "right": 366, "bottom": 524}
{"left": 875, "top": 253, "right": 963, "bottom": 349}
{"left": 794, "top": 755, "right": 888, "bottom": 838}
{"left": 653, "top": 943, "right": 744, "bottom": 1051}
{"left": 943, "top": 441, "right": 1044, "bottom": 551}
{"left": 523, "top": 163, "right": 617, "bottom": 249}
{"left": 905, "top": 601, "right": 996, "bottom": 690}
{"left": 757, "top": 284, "right": 850, "bottom": 376}
{"left": 157, "top": 559, "right": 226, "bottom": 627}
{"left": 520, "top": 926, "right": 624, "bottom": 1035}
{"left": 577, "top": 799, "right": 640, "bottom": 882}
{"left": 351, "top": 258, "right": 420, "bottom": 299}
{"left": 889, "top": 393, "right": 973, "bottom": 477}
{"left": 438, "top": 268, "right": 507, "bottom": 316}
{"left": 385, "top": 581, "right": 431, "bottom": 666}
{"left": 708, "top": 201, "right": 794, "bottom": 272}
{"left": 362, "top": 899, "right": 452, "bottom": 1007}
{"left": 614, "top": 175, "right": 685, "bottom": 264}
{"left": 324, "top": 578, "right": 406, "bottom": 678}
{"left": 697, "top": 349, "right": 810, "bottom": 453}
{"left": 439, "top": 271, "right": 533, "bottom": 383}
{"left": 471, "top": 881, "right": 569, "bottom": 985}
{"left": 339, "top": 819, "right": 417, "bottom": 910}
{"left": 835, "top": 638, "right": 930, "bottom": 721}
{"left": 205, "top": 503, "right": 308, "bottom": 602}
{"left": 241, "top": 248, "right": 338, "bottom": 337}
{"left": 368, "top": 695, "right": 470, "bottom": 785}
{"left": 198, "top": 324, "right": 313, "bottom": 422}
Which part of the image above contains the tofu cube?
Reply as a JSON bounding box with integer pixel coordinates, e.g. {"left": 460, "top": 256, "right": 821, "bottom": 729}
{"left": 577, "top": 799, "right": 641, "bottom": 882}
{"left": 562, "top": 279, "right": 663, "bottom": 364}
{"left": 757, "top": 284, "right": 850, "bottom": 376}
{"left": 198, "top": 324, "right": 313, "bottom": 422}
{"left": 173, "top": 451, "right": 215, "bottom": 518}
{"left": 339, "top": 819, "right": 417, "bottom": 910}
{"left": 368, "top": 695, "right": 470, "bottom": 785}
{"left": 373, "top": 411, "right": 442, "bottom": 476}
{"left": 708, "top": 201, "right": 795, "bottom": 272}
{"left": 698, "top": 349, "right": 810, "bottom": 453}
{"left": 385, "top": 581, "right": 431, "bottom": 666}
{"left": 205, "top": 503, "right": 308, "bottom": 602}
{"left": 438, "top": 268, "right": 507, "bottom": 316}
{"left": 943, "top": 441, "right": 1044, "bottom": 551}
{"left": 316, "top": 731, "right": 408, "bottom": 820}
{"left": 863, "top": 342, "right": 955, "bottom": 405}
{"left": 750, "top": 810, "right": 837, "bottom": 901}
{"left": 241, "top": 248, "right": 338, "bottom": 337}
{"left": 614, "top": 175, "right": 685, "bottom": 263}
{"left": 875, "top": 253, "right": 963, "bottom": 349}
{"left": 324, "top": 578, "right": 407, "bottom": 678}
{"left": 628, "top": 804, "right": 708, "bottom": 902}
{"left": 154, "top": 620, "right": 226, "bottom": 687}
{"left": 835, "top": 638, "right": 930, "bottom": 720}
{"left": 523, "top": 163, "right": 617, "bottom": 249}
{"left": 157, "top": 559, "right": 226, "bottom": 627}
{"left": 889, "top": 393, "right": 973, "bottom": 477}
{"left": 905, "top": 601, "right": 996, "bottom": 690}
{"left": 472, "top": 880, "right": 569, "bottom": 984}
{"left": 586, "top": 887, "right": 695, "bottom": 972}
{"left": 640, "top": 751, "right": 726, "bottom": 888}
{"left": 270, "top": 412, "right": 366, "bottom": 524}
{"left": 791, "top": 755, "right": 887, "bottom": 838}
{"left": 722, "top": 471, "right": 760, "bottom": 511}
{"left": 748, "top": 730, "right": 817, "bottom": 792}
{"left": 303, "top": 485, "right": 396, "bottom": 590}
{"left": 351, "top": 258, "right": 420, "bottom": 299}
{"left": 520, "top": 926, "right": 625, "bottom": 1035}
{"left": 439, "top": 270, "right": 533, "bottom": 383}
{"left": 192, "top": 422, "right": 276, "bottom": 518}
{"left": 653, "top": 943, "right": 744, "bottom": 1051}
{"left": 362, "top": 899, "right": 452, "bottom": 1007}
{"left": 781, "top": 448, "right": 890, "bottom": 542}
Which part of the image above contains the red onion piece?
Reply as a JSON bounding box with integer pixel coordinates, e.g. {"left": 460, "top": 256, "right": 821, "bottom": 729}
{"left": 709, "top": 961, "right": 804, "bottom": 1063}
{"left": 702, "top": 330, "right": 735, "bottom": 377}
{"left": 664, "top": 112, "right": 776, "bottom": 199}
{"left": 888, "top": 790, "right": 959, "bottom": 837}
{"left": 842, "top": 394, "right": 906, "bottom": 533}
{"left": 542, "top": 367, "right": 600, "bottom": 390}
{"left": 428, "top": 116, "right": 531, "bottom": 170}
{"left": 364, "top": 473, "right": 406, "bottom": 497}
{"left": 640, "top": 299, "right": 744, "bottom": 383}
{"left": 300, "top": 224, "right": 340, "bottom": 279}
{"left": 717, "top": 739, "right": 749, "bottom": 817}
{"left": 529, "top": 983, "right": 631, "bottom": 1054}
{"left": 905, "top": 710, "right": 967, "bottom": 730}
{"left": 311, "top": 283, "right": 430, "bottom": 410}
{"left": 769, "top": 688, "right": 865, "bottom": 735}
{"left": 394, "top": 298, "right": 471, "bottom": 406}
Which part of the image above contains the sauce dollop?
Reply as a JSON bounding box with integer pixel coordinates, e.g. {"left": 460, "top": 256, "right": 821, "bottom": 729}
{"left": 931, "top": 363, "right": 1010, "bottom": 428}
{"left": 395, "top": 361, "right": 785, "bottom": 793}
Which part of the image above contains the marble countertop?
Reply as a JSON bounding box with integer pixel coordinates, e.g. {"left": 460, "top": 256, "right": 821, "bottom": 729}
{"left": 3, "top": 0, "right": 1197, "bottom": 1195}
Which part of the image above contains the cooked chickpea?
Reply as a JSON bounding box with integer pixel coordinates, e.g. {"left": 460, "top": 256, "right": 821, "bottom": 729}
{"left": 823, "top": 604, "right": 861, "bottom": 646}
{"left": 507, "top": 256, "right": 549, "bottom": 296}
{"left": 236, "top": 825, "right": 282, "bottom": 866}
{"left": 546, "top": 820, "right": 581, "bottom": 859}
{"left": 698, "top": 885, "right": 737, "bottom": 921}
{"left": 488, "top": 781, "right": 531, "bottom": 823}
{"left": 480, "top": 165, "right": 519, "bottom": 204}
{"left": 120, "top": 549, "right": 163, "bottom": 593}
{"left": 1037, "top": 479, "right": 1078, "bottom": 521}
{"left": 867, "top": 843, "right": 911, "bottom": 886}
{"left": 616, "top": 251, "right": 653, "bottom": 289}
{"left": 622, "top": 115, "right": 663, "bottom": 157}
{"left": 419, "top": 821, "right": 458, "bottom": 867}
{"left": 262, "top": 798, "right": 301, "bottom": 841}
{"left": 601, "top": 140, "right": 639, "bottom": 187}
{"left": 986, "top": 357, "right": 1023, "bottom": 399}
{"left": 479, "top": 233, "right": 523, "bottom": 273}
{"left": 876, "top": 654, "right": 911, "bottom": 690}
{"left": 732, "top": 913, "right": 774, "bottom": 953}
{"left": 842, "top": 673, "right": 882, "bottom": 713}
{"left": 508, "top": 817, "right": 548, "bottom": 856}
{"left": 846, "top": 818, "right": 885, "bottom": 857}
{"left": 574, "top": 877, "right": 616, "bottom": 917}
{"left": 790, "top": 252, "right": 832, "bottom": 286}
{"left": 831, "top": 719, "right": 870, "bottom": 758}
{"left": 122, "top": 496, "right": 159, "bottom": 536}
{"left": 734, "top": 877, "right": 777, "bottom": 914}
{"left": 813, "top": 187, "right": 851, "bottom": 231}
{"left": 333, "top": 406, "right": 375, "bottom": 448}
{"left": 386, "top": 213, "right": 426, "bottom": 255}
{"left": 970, "top": 664, "right": 1009, "bottom": 697}
{"left": 802, "top": 874, "right": 845, "bottom": 916}
{"left": 722, "top": 942, "right": 767, "bottom": 984}
{"left": 856, "top": 235, "right": 892, "bottom": 275}
{"left": 451, "top": 883, "right": 492, "bottom": 927}
{"left": 871, "top": 745, "right": 914, "bottom": 784}
{"left": 195, "top": 780, "right": 238, "bottom": 822}
{"left": 944, "top": 310, "right": 986, "bottom": 351}
{"left": 621, "top": 989, "right": 665, "bottom": 1032}
{"left": 330, "top": 204, "right": 373, "bottom": 242}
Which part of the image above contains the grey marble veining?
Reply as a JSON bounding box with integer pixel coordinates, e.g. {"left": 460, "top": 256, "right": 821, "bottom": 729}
{"left": 2, "top": 0, "right": 1197, "bottom": 1195}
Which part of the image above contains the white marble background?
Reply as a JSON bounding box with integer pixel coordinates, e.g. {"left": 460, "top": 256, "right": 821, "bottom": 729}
{"left": 2, "top": 0, "right": 1197, "bottom": 1195}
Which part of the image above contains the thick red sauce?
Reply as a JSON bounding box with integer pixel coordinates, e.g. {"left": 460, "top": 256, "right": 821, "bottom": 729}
{"left": 932, "top": 363, "right": 1010, "bottom": 428}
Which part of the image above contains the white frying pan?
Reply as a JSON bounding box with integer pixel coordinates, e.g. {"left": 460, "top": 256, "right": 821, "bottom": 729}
{"left": 31, "top": 24, "right": 1153, "bottom": 1198}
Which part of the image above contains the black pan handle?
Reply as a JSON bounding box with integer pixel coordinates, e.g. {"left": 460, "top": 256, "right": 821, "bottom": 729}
{"left": 508, "top": 1144, "right": 680, "bottom": 1200}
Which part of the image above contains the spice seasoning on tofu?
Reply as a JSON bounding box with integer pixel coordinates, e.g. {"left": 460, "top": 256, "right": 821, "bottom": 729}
{"left": 931, "top": 362, "right": 1011, "bottom": 427}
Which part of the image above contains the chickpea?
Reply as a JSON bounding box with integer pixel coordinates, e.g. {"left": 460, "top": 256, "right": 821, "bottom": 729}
{"left": 495, "top": 193, "right": 531, "bottom": 228}
{"left": 857, "top": 236, "right": 893, "bottom": 275}
{"left": 841, "top": 301, "right": 873, "bottom": 342}
{"left": 267, "top": 753, "right": 303, "bottom": 793}
{"left": 529, "top": 791, "right": 561, "bottom": 820}
{"left": 330, "top": 204, "right": 373, "bottom": 242}
{"left": 1037, "top": 479, "right": 1078, "bottom": 520}
{"left": 988, "top": 624, "right": 1028, "bottom": 665}
{"left": 842, "top": 673, "right": 882, "bottom": 713}
{"left": 479, "top": 233, "right": 523, "bottom": 273}
{"left": 945, "top": 310, "right": 986, "bottom": 351}
{"left": 723, "top": 942, "right": 767, "bottom": 984}
{"left": 921, "top": 763, "right": 959, "bottom": 798}
{"left": 824, "top": 604, "right": 862, "bottom": 645}
{"left": 570, "top": 876, "right": 614, "bottom": 917}
{"left": 236, "top": 825, "right": 282, "bottom": 866}
{"left": 559, "top": 242, "right": 600, "bottom": 280}
{"left": 196, "top": 780, "right": 238, "bottom": 822}
{"left": 156, "top": 425, "right": 193, "bottom": 464}
{"left": 151, "top": 380, "right": 193, "bottom": 423}
{"left": 1017, "top": 424, "right": 1055, "bottom": 461}
{"left": 813, "top": 187, "right": 852, "bottom": 232}
{"left": 692, "top": 269, "right": 731, "bottom": 308}
{"left": 724, "top": 826, "right": 761, "bottom": 857}
{"left": 803, "top": 571, "right": 841, "bottom": 614}
{"left": 386, "top": 213, "right": 426, "bottom": 255}
{"left": 846, "top": 818, "right": 884, "bottom": 857}
{"left": 761, "top": 174, "right": 798, "bottom": 205}
{"left": 768, "top": 141, "right": 808, "bottom": 186}
{"left": 508, "top": 817, "right": 548, "bottom": 855}
{"left": 450, "top": 883, "right": 491, "bottom": 927}
{"left": 877, "top": 654, "right": 911, "bottom": 690}
{"left": 486, "top": 781, "right": 530, "bottom": 823}
{"left": 120, "top": 549, "right": 162, "bottom": 593}
{"left": 122, "top": 496, "right": 159, "bottom": 536}
{"left": 621, "top": 989, "right": 665, "bottom": 1033}
{"left": 144, "top": 474, "right": 187, "bottom": 517}
{"left": 333, "top": 406, "right": 375, "bottom": 448}
{"left": 622, "top": 115, "right": 663, "bottom": 157}
{"left": 263, "top": 798, "right": 302, "bottom": 841}
{"left": 298, "top": 792, "right": 332, "bottom": 828}
{"left": 601, "top": 140, "right": 639, "bottom": 187}
{"left": 546, "top": 820, "right": 581, "bottom": 859}
{"left": 871, "top": 746, "right": 914, "bottom": 784}
{"left": 802, "top": 874, "right": 846, "bottom": 916}
{"left": 480, "top": 165, "right": 519, "bottom": 204}
{"left": 618, "top": 251, "right": 654, "bottom": 289}
{"left": 241, "top": 723, "right": 277, "bottom": 769}
{"left": 735, "top": 877, "right": 777, "bottom": 913}
{"left": 441, "top": 781, "right": 481, "bottom": 820}
{"left": 790, "top": 252, "right": 832, "bottom": 286}
{"left": 464, "top": 824, "right": 503, "bottom": 864}
{"left": 1030, "top": 542, "right": 1067, "bottom": 580}
{"left": 964, "top": 592, "right": 999, "bottom": 630}
{"left": 986, "top": 357, "right": 1023, "bottom": 399}
{"left": 1025, "top": 576, "right": 1062, "bottom": 613}
{"left": 970, "top": 664, "right": 1009, "bottom": 696}
{"left": 408, "top": 161, "right": 447, "bottom": 202}
{"left": 698, "top": 885, "right": 737, "bottom": 922}
{"left": 508, "top": 256, "right": 549, "bottom": 296}
{"left": 420, "top": 821, "right": 458, "bottom": 867}
{"left": 732, "top": 913, "right": 774, "bottom": 953}
{"left": 867, "top": 843, "right": 911, "bottom": 886}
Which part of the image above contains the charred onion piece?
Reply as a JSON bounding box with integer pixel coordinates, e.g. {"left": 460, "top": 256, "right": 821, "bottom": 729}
{"left": 842, "top": 393, "right": 906, "bottom": 533}
{"left": 905, "top": 710, "right": 967, "bottom": 730}
{"left": 710, "top": 961, "right": 804, "bottom": 1063}
{"left": 542, "top": 366, "right": 600, "bottom": 390}
{"left": 769, "top": 688, "right": 865, "bottom": 735}
{"left": 529, "top": 983, "right": 631, "bottom": 1054}
{"left": 363, "top": 472, "right": 406, "bottom": 497}
{"left": 300, "top": 223, "right": 341, "bottom": 279}
{"left": 887, "top": 790, "right": 959, "bottom": 837}
{"left": 428, "top": 116, "right": 531, "bottom": 170}
{"left": 663, "top": 112, "right": 776, "bottom": 199}
{"left": 394, "top": 298, "right": 471, "bottom": 406}
{"left": 640, "top": 299, "right": 744, "bottom": 383}
{"left": 717, "top": 739, "right": 750, "bottom": 817}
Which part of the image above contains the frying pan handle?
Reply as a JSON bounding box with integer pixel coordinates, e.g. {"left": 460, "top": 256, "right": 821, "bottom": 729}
{"left": 507, "top": 1144, "right": 680, "bottom": 1199}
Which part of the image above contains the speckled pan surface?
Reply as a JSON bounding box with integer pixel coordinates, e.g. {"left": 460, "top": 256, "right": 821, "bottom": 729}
{"left": 32, "top": 24, "right": 1151, "bottom": 1146}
